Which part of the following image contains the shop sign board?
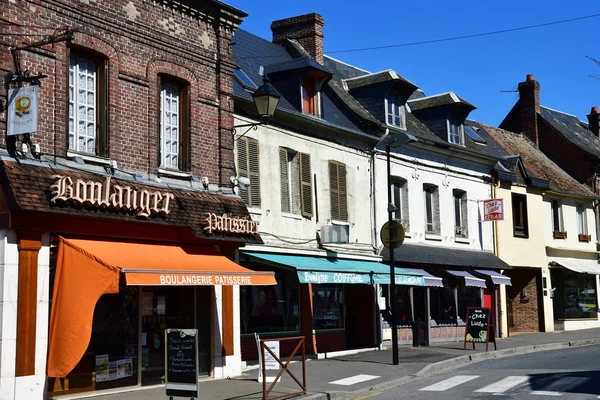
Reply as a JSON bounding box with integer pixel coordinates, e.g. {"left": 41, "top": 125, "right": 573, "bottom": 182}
{"left": 255, "top": 334, "right": 281, "bottom": 383}
{"left": 7, "top": 85, "right": 38, "bottom": 136}
{"left": 203, "top": 212, "right": 259, "bottom": 235}
{"left": 372, "top": 273, "right": 426, "bottom": 287}
{"left": 483, "top": 199, "right": 504, "bottom": 221}
{"left": 165, "top": 329, "right": 199, "bottom": 398}
{"left": 50, "top": 175, "right": 174, "bottom": 218}
{"left": 297, "top": 271, "right": 370, "bottom": 284}
{"left": 463, "top": 307, "right": 496, "bottom": 351}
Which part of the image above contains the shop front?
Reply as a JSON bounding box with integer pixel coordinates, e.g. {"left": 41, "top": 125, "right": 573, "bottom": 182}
{"left": 238, "top": 251, "right": 425, "bottom": 359}
{"left": 0, "top": 159, "right": 274, "bottom": 398}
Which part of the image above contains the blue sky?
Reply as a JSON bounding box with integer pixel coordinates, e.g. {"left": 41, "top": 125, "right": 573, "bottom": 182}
{"left": 228, "top": 0, "right": 599, "bottom": 126}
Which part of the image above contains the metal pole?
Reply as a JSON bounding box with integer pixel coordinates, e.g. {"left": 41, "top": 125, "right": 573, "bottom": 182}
{"left": 386, "top": 144, "right": 399, "bottom": 365}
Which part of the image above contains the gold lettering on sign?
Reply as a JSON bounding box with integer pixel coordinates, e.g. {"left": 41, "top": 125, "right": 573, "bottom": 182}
{"left": 203, "top": 213, "right": 259, "bottom": 235}
{"left": 50, "top": 175, "right": 175, "bottom": 219}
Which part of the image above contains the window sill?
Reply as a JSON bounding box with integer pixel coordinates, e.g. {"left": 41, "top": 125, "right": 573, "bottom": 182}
{"left": 67, "top": 150, "right": 112, "bottom": 167}
{"left": 425, "top": 234, "right": 442, "bottom": 241}
{"left": 282, "top": 212, "right": 303, "bottom": 220}
{"left": 454, "top": 237, "right": 470, "bottom": 244}
{"left": 513, "top": 232, "right": 529, "bottom": 239}
{"left": 248, "top": 208, "right": 263, "bottom": 215}
{"left": 331, "top": 220, "right": 350, "bottom": 226}
{"left": 158, "top": 168, "right": 192, "bottom": 179}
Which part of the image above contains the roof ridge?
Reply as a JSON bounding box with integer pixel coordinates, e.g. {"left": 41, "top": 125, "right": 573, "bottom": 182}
{"left": 323, "top": 54, "right": 370, "bottom": 74}
{"left": 540, "top": 105, "right": 579, "bottom": 119}
{"left": 408, "top": 91, "right": 454, "bottom": 102}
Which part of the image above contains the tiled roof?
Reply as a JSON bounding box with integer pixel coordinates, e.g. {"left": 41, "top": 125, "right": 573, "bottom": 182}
{"left": 473, "top": 123, "right": 595, "bottom": 197}
{"left": 539, "top": 106, "right": 600, "bottom": 159}
{"left": 408, "top": 92, "right": 475, "bottom": 111}
{"left": 0, "top": 160, "right": 263, "bottom": 244}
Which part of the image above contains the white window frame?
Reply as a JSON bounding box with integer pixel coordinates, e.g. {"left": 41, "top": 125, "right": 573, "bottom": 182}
{"left": 300, "top": 79, "right": 322, "bottom": 118}
{"left": 454, "top": 192, "right": 463, "bottom": 228}
{"left": 551, "top": 199, "right": 564, "bottom": 232}
{"left": 391, "top": 180, "right": 404, "bottom": 221}
{"left": 69, "top": 56, "right": 97, "bottom": 154}
{"left": 577, "top": 203, "right": 588, "bottom": 235}
{"left": 385, "top": 94, "right": 406, "bottom": 130}
{"left": 160, "top": 83, "right": 180, "bottom": 170}
{"left": 424, "top": 186, "right": 435, "bottom": 233}
{"left": 448, "top": 120, "right": 464, "bottom": 145}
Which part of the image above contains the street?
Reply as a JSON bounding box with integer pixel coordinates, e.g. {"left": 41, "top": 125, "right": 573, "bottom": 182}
{"left": 358, "top": 345, "right": 600, "bottom": 400}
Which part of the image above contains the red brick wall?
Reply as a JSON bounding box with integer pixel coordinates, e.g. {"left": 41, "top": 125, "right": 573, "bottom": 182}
{"left": 506, "top": 269, "right": 542, "bottom": 332}
{"left": 1, "top": 0, "right": 241, "bottom": 185}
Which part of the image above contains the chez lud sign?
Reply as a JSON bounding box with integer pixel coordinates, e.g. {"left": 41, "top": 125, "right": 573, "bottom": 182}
{"left": 50, "top": 174, "right": 174, "bottom": 218}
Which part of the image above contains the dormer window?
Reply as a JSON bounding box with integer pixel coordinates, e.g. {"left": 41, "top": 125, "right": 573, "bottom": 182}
{"left": 448, "top": 120, "right": 464, "bottom": 145}
{"left": 302, "top": 76, "right": 321, "bottom": 117}
{"left": 385, "top": 94, "right": 406, "bottom": 129}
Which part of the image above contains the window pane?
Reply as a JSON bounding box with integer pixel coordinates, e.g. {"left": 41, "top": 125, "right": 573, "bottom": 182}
{"left": 454, "top": 195, "right": 461, "bottom": 227}
{"left": 160, "top": 83, "right": 181, "bottom": 168}
{"left": 313, "top": 285, "right": 344, "bottom": 330}
{"left": 425, "top": 189, "right": 433, "bottom": 229}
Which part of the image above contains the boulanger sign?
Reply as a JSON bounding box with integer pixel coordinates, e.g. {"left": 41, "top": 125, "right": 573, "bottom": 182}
{"left": 203, "top": 212, "right": 259, "bottom": 235}
{"left": 7, "top": 86, "right": 38, "bottom": 136}
{"left": 50, "top": 175, "right": 175, "bottom": 218}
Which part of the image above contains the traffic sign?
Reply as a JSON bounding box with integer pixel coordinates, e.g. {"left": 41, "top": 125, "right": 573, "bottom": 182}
{"left": 380, "top": 220, "right": 405, "bottom": 248}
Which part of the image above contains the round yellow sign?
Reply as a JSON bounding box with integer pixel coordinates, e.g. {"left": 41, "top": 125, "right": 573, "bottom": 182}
{"left": 380, "top": 220, "right": 405, "bottom": 248}
{"left": 15, "top": 96, "right": 31, "bottom": 114}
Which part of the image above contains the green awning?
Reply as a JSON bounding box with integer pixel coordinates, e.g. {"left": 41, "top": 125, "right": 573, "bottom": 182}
{"left": 243, "top": 252, "right": 425, "bottom": 286}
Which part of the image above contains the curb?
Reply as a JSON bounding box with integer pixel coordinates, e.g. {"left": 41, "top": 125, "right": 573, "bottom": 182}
{"left": 321, "top": 338, "right": 600, "bottom": 400}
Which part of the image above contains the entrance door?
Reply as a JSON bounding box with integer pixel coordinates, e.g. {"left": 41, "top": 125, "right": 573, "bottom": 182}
{"left": 196, "top": 287, "right": 212, "bottom": 376}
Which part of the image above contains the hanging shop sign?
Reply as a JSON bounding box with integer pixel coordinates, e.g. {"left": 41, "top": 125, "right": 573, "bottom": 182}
{"left": 203, "top": 212, "right": 259, "bottom": 235}
{"left": 483, "top": 199, "right": 504, "bottom": 221}
{"left": 7, "top": 86, "right": 39, "bottom": 136}
{"left": 50, "top": 175, "right": 175, "bottom": 218}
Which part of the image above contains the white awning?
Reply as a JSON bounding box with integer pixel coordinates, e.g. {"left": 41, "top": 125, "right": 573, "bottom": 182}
{"left": 402, "top": 268, "right": 444, "bottom": 288}
{"left": 474, "top": 269, "right": 512, "bottom": 286}
{"left": 548, "top": 257, "right": 600, "bottom": 275}
{"left": 446, "top": 270, "right": 487, "bottom": 288}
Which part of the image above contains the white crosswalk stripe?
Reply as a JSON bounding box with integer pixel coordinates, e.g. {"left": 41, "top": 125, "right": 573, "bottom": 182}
{"left": 531, "top": 376, "right": 590, "bottom": 396}
{"left": 474, "top": 375, "right": 530, "bottom": 393}
{"left": 419, "top": 375, "right": 479, "bottom": 391}
{"left": 329, "top": 374, "right": 380, "bottom": 386}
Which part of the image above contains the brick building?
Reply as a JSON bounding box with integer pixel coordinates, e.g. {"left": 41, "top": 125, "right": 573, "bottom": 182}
{"left": 0, "top": 1, "right": 276, "bottom": 398}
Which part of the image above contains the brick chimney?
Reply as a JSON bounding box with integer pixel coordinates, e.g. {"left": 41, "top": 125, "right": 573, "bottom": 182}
{"left": 588, "top": 106, "right": 600, "bottom": 138}
{"left": 517, "top": 74, "right": 541, "bottom": 147}
{"left": 271, "top": 13, "right": 324, "bottom": 65}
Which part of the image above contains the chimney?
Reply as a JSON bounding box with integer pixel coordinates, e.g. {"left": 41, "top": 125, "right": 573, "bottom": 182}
{"left": 588, "top": 106, "right": 600, "bottom": 138}
{"left": 271, "top": 13, "right": 324, "bottom": 65}
{"left": 517, "top": 74, "right": 541, "bottom": 147}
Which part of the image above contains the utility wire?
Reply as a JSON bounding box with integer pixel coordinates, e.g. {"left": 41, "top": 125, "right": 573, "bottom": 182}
{"left": 327, "top": 13, "right": 600, "bottom": 54}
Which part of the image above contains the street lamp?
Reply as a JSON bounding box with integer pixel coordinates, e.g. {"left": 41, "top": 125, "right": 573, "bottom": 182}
{"left": 234, "top": 74, "right": 281, "bottom": 138}
{"left": 384, "top": 131, "right": 417, "bottom": 365}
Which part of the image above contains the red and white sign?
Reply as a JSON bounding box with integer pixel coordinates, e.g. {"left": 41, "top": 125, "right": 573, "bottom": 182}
{"left": 483, "top": 199, "right": 504, "bottom": 221}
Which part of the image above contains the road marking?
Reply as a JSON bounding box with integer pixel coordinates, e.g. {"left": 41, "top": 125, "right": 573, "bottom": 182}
{"left": 535, "top": 376, "right": 590, "bottom": 395}
{"left": 475, "top": 375, "right": 530, "bottom": 393}
{"left": 419, "top": 375, "right": 479, "bottom": 391}
{"left": 531, "top": 390, "right": 563, "bottom": 396}
{"left": 329, "top": 374, "right": 380, "bottom": 386}
{"left": 352, "top": 392, "right": 382, "bottom": 399}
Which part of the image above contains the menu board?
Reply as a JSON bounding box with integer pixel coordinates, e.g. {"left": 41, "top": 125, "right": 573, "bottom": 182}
{"left": 464, "top": 307, "right": 496, "bottom": 351}
{"left": 165, "top": 329, "right": 199, "bottom": 398}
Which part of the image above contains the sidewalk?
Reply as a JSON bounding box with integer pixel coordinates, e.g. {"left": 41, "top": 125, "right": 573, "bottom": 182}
{"left": 61, "top": 328, "right": 600, "bottom": 400}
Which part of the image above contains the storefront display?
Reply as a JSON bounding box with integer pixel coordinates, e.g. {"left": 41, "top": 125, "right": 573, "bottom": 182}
{"left": 553, "top": 270, "right": 598, "bottom": 319}
{"left": 312, "top": 285, "right": 344, "bottom": 330}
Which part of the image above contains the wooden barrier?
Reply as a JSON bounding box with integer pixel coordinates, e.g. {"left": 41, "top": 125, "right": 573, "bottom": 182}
{"left": 260, "top": 336, "right": 306, "bottom": 400}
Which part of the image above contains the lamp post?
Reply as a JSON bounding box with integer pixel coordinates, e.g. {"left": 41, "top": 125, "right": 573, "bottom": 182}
{"left": 383, "top": 132, "right": 416, "bottom": 365}
{"left": 234, "top": 74, "right": 281, "bottom": 138}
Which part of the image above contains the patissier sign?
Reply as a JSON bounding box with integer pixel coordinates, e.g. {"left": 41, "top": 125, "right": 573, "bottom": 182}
{"left": 50, "top": 175, "right": 175, "bottom": 219}
{"left": 203, "top": 212, "right": 259, "bottom": 235}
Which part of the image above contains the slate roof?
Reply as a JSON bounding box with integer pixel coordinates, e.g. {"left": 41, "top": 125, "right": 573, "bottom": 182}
{"left": 344, "top": 69, "right": 417, "bottom": 91}
{"left": 471, "top": 123, "right": 595, "bottom": 198}
{"left": 0, "top": 159, "right": 263, "bottom": 243}
{"left": 408, "top": 92, "right": 475, "bottom": 111}
{"left": 264, "top": 56, "right": 330, "bottom": 75}
{"left": 381, "top": 243, "right": 511, "bottom": 270}
{"left": 539, "top": 106, "right": 600, "bottom": 159}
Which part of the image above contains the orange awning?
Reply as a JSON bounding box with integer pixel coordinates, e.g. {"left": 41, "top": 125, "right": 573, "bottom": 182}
{"left": 47, "top": 237, "right": 275, "bottom": 378}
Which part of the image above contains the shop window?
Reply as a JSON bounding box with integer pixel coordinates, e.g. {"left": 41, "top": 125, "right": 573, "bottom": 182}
{"left": 385, "top": 93, "right": 406, "bottom": 129}
{"left": 430, "top": 279, "right": 456, "bottom": 324}
{"left": 68, "top": 53, "right": 108, "bottom": 156}
{"left": 329, "top": 160, "right": 348, "bottom": 221}
{"left": 552, "top": 269, "right": 597, "bottom": 319}
{"left": 457, "top": 285, "right": 481, "bottom": 322}
{"left": 237, "top": 136, "right": 261, "bottom": 208}
{"left": 159, "top": 78, "right": 190, "bottom": 171}
{"left": 511, "top": 193, "right": 528, "bottom": 237}
{"left": 312, "top": 285, "right": 344, "bottom": 330}
{"left": 423, "top": 184, "right": 440, "bottom": 235}
{"left": 453, "top": 189, "right": 468, "bottom": 238}
{"left": 280, "top": 148, "right": 312, "bottom": 217}
{"left": 240, "top": 266, "right": 300, "bottom": 334}
{"left": 552, "top": 199, "right": 566, "bottom": 238}
{"left": 391, "top": 177, "right": 409, "bottom": 232}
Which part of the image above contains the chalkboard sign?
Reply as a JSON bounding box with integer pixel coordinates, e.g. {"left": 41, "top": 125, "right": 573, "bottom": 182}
{"left": 464, "top": 307, "right": 496, "bottom": 351}
{"left": 165, "top": 329, "right": 199, "bottom": 399}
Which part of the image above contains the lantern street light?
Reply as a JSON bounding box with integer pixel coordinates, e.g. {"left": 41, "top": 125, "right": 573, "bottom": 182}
{"left": 234, "top": 74, "right": 281, "bottom": 139}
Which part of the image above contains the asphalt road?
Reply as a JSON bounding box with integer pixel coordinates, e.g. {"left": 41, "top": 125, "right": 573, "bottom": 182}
{"left": 358, "top": 344, "right": 600, "bottom": 400}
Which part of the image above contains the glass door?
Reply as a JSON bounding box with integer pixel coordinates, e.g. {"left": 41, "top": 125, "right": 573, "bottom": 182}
{"left": 196, "top": 287, "right": 212, "bottom": 376}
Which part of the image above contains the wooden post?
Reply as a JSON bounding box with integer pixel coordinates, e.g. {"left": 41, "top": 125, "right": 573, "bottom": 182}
{"left": 222, "top": 285, "right": 234, "bottom": 356}
{"left": 16, "top": 232, "right": 42, "bottom": 376}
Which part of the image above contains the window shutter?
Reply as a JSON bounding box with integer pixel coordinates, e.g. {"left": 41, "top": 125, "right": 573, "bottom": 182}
{"left": 299, "top": 152, "right": 313, "bottom": 217}
{"left": 179, "top": 84, "right": 191, "bottom": 171}
{"left": 237, "top": 137, "right": 249, "bottom": 205}
{"left": 280, "top": 148, "right": 290, "bottom": 213}
{"left": 338, "top": 163, "right": 347, "bottom": 221}
{"left": 329, "top": 161, "right": 340, "bottom": 221}
{"left": 248, "top": 137, "right": 261, "bottom": 208}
